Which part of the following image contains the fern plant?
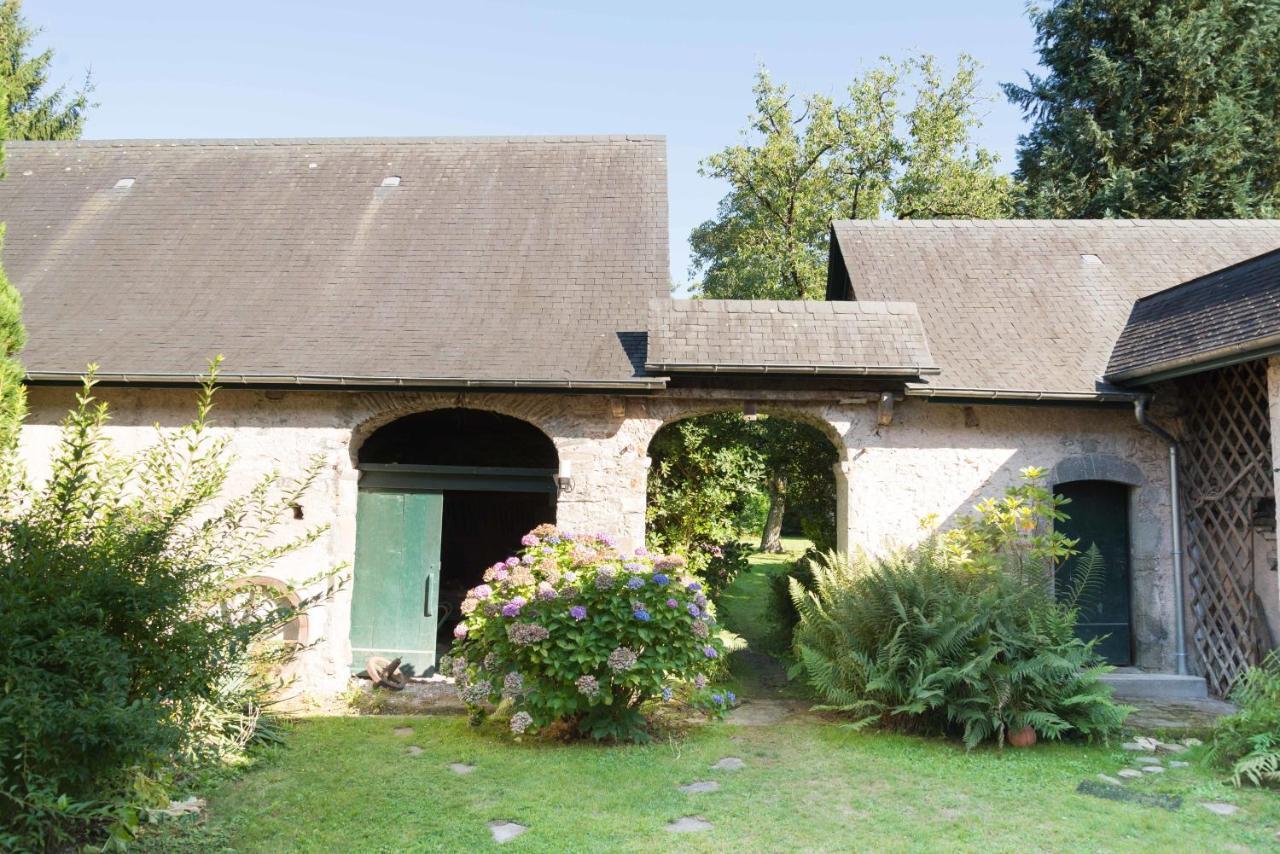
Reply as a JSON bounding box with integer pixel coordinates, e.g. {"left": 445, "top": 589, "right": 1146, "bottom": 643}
{"left": 790, "top": 470, "right": 1129, "bottom": 748}
{"left": 1208, "top": 651, "right": 1280, "bottom": 786}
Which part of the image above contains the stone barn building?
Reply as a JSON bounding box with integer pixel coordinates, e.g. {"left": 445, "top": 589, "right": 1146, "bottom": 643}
{"left": 3, "top": 136, "right": 1277, "bottom": 698}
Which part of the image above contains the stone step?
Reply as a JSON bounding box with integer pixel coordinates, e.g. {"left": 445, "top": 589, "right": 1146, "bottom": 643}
{"left": 1100, "top": 669, "right": 1208, "bottom": 700}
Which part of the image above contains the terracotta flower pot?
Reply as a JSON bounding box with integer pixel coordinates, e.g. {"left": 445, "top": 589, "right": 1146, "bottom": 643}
{"left": 1007, "top": 725, "right": 1037, "bottom": 748}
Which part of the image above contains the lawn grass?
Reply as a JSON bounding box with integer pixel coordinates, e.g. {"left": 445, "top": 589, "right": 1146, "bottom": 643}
{"left": 170, "top": 714, "right": 1280, "bottom": 853}
{"left": 159, "top": 538, "right": 1280, "bottom": 852}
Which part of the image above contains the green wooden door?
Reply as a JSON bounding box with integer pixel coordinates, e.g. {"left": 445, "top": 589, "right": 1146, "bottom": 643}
{"left": 1055, "top": 481, "right": 1132, "bottom": 666}
{"left": 349, "top": 489, "right": 443, "bottom": 673}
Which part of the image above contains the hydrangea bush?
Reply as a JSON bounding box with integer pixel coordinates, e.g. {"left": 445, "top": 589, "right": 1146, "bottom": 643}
{"left": 445, "top": 525, "right": 728, "bottom": 741}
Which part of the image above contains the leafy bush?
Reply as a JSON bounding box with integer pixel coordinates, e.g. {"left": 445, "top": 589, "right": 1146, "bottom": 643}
{"left": 1208, "top": 651, "right": 1280, "bottom": 787}
{"left": 693, "top": 539, "right": 752, "bottom": 600}
{"left": 767, "top": 546, "right": 819, "bottom": 645}
{"left": 446, "top": 526, "right": 728, "bottom": 741}
{"left": 0, "top": 367, "right": 333, "bottom": 849}
{"left": 791, "top": 468, "right": 1129, "bottom": 748}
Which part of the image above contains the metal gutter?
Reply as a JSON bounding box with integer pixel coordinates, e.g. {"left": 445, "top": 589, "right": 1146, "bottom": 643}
{"left": 905, "top": 386, "right": 1140, "bottom": 404}
{"left": 23, "top": 370, "right": 669, "bottom": 392}
{"left": 644, "top": 362, "right": 940, "bottom": 377}
{"left": 1104, "top": 332, "right": 1280, "bottom": 386}
{"left": 1133, "top": 397, "right": 1189, "bottom": 677}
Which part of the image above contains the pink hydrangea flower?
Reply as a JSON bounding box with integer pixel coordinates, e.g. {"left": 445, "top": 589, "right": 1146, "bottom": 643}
{"left": 453, "top": 623, "right": 468, "bottom": 639}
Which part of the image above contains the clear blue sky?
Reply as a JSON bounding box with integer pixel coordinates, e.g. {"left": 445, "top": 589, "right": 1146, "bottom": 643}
{"left": 36, "top": 0, "right": 1040, "bottom": 290}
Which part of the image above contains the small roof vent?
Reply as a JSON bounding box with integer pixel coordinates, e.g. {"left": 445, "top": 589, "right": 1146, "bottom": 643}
{"left": 1080, "top": 253, "right": 1102, "bottom": 265}
{"left": 113, "top": 177, "right": 135, "bottom": 190}
{"left": 381, "top": 175, "right": 401, "bottom": 187}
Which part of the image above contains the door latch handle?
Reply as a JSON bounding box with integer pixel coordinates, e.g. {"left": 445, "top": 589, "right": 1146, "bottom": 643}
{"left": 424, "top": 575, "right": 433, "bottom": 618}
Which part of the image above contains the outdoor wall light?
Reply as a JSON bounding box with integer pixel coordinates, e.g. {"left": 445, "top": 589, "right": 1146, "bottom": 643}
{"left": 557, "top": 459, "right": 575, "bottom": 494}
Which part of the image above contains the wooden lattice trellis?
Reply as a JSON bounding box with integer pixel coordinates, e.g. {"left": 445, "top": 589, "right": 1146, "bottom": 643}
{"left": 1177, "top": 359, "right": 1275, "bottom": 697}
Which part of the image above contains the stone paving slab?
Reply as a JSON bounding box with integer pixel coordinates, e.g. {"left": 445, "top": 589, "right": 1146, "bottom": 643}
{"left": 679, "top": 781, "right": 721, "bottom": 794}
{"left": 711, "top": 757, "right": 745, "bottom": 771}
{"left": 666, "top": 817, "right": 713, "bottom": 833}
{"left": 489, "top": 821, "right": 527, "bottom": 843}
{"left": 450, "top": 763, "right": 477, "bottom": 775}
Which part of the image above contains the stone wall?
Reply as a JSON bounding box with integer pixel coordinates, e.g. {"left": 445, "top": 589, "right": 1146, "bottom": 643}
{"left": 21, "top": 384, "right": 1179, "bottom": 694}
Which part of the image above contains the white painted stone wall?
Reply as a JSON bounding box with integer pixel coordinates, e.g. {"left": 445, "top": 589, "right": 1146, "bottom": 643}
{"left": 21, "top": 384, "right": 1179, "bottom": 695}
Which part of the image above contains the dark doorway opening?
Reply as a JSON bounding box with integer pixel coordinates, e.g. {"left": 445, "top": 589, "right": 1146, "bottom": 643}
{"left": 438, "top": 490, "right": 556, "bottom": 641}
{"left": 1055, "top": 480, "right": 1133, "bottom": 666}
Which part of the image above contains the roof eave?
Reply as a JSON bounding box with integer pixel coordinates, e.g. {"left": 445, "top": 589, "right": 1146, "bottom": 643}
{"left": 905, "top": 385, "right": 1140, "bottom": 404}
{"left": 24, "top": 371, "right": 669, "bottom": 392}
{"left": 1104, "top": 331, "right": 1280, "bottom": 386}
{"left": 644, "top": 362, "right": 940, "bottom": 378}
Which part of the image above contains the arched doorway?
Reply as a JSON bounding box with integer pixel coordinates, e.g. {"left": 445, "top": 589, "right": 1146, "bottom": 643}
{"left": 1055, "top": 480, "right": 1133, "bottom": 666}
{"left": 350, "top": 408, "right": 558, "bottom": 673}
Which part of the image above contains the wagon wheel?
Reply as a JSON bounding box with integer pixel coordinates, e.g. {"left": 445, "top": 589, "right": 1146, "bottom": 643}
{"left": 365, "top": 656, "right": 408, "bottom": 691}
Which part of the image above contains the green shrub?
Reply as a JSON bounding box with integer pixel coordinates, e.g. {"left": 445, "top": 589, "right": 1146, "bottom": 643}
{"left": 767, "top": 546, "right": 819, "bottom": 645}
{"left": 695, "top": 539, "right": 752, "bottom": 600}
{"left": 447, "top": 527, "right": 728, "bottom": 742}
{"left": 0, "top": 366, "right": 334, "bottom": 849}
{"left": 1208, "top": 651, "right": 1280, "bottom": 787}
{"left": 791, "top": 468, "right": 1129, "bottom": 748}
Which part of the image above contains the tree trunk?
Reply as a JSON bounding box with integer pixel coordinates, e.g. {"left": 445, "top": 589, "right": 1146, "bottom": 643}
{"left": 759, "top": 473, "right": 787, "bottom": 553}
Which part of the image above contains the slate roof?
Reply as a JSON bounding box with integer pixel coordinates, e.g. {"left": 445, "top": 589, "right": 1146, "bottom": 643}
{"left": 0, "top": 136, "right": 669, "bottom": 388}
{"left": 1105, "top": 247, "right": 1280, "bottom": 383}
{"left": 828, "top": 220, "right": 1280, "bottom": 399}
{"left": 645, "top": 299, "right": 937, "bottom": 376}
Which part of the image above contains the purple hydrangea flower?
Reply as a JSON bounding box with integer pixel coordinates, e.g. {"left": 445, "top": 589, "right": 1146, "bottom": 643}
{"left": 506, "top": 556, "right": 520, "bottom": 567}
{"left": 623, "top": 562, "right": 644, "bottom": 572}
{"left": 522, "top": 553, "right": 536, "bottom": 564}
{"left": 569, "top": 605, "right": 587, "bottom": 621}
{"left": 633, "top": 608, "right": 651, "bottom": 622}
{"left": 506, "top": 622, "right": 550, "bottom": 645}
{"left": 703, "top": 645, "right": 718, "bottom": 659}
{"left": 547, "top": 535, "right": 562, "bottom": 544}
{"left": 634, "top": 546, "right": 649, "bottom": 557}
{"left": 521, "top": 533, "right": 539, "bottom": 547}
{"left": 692, "top": 620, "right": 709, "bottom": 638}
{"left": 626, "top": 576, "right": 645, "bottom": 590}
{"left": 666, "top": 598, "right": 679, "bottom": 608}
{"left": 576, "top": 674, "right": 600, "bottom": 697}
{"left": 652, "top": 573, "right": 670, "bottom": 586}
{"left": 472, "top": 584, "right": 494, "bottom": 600}
{"left": 501, "top": 598, "right": 525, "bottom": 617}
{"left": 687, "top": 603, "right": 701, "bottom": 617}
{"left": 607, "top": 646, "right": 638, "bottom": 672}
{"left": 687, "top": 582, "right": 702, "bottom": 593}
{"left": 695, "top": 593, "right": 707, "bottom": 607}
{"left": 694, "top": 674, "right": 707, "bottom": 689}
{"left": 536, "top": 581, "right": 558, "bottom": 601}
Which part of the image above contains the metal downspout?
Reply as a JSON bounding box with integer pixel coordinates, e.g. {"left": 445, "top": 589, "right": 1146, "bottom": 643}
{"left": 1134, "top": 397, "right": 1189, "bottom": 676}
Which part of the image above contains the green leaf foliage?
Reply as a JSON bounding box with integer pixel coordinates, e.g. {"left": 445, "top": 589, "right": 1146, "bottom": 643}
{"left": 0, "top": 364, "right": 340, "bottom": 849}
{"left": 1006, "top": 0, "right": 1280, "bottom": 217}
{"left": 1208, "top": 650, "right": 1280, "bottom": 787}
{"left": 691, "top": 54, "right": 1013, "bottom": 301}
{"left": 791, "top": 470, "right": 1130, "bottom": 748}
{"left": 0, "top": 0, "right": 93, "bottom": 141}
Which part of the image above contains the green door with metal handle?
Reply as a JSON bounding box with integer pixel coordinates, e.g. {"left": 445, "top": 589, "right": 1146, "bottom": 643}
{"left": 349, "top": 489, "right": 443, "bottom": 673}
{"left": 1054, "top": 480, "right": 1132, "bottom": 666}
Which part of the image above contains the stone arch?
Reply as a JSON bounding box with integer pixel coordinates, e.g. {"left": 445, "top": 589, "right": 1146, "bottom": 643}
{"left": 357, "top": 407, "right": 558, "bottom": 469}
{"left": 1050, "top": 453, "right": 1146, "bottom": 488}
{"left": 240, "top": 574, "right": 309, "bottom": 645}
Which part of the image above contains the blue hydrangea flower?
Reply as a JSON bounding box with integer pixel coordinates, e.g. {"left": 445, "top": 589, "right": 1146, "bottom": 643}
{"left": 726, "top": 691, "right": 737, "bottom": 704}
{"left": 633, "top": 608, "right": 651, "bottom": 622}
{"left": 711, "top": 693, "right": 724, "bottom": 705}
{"left": 626, "top": 576, "right": 645, "bottom": 590}
{"left": 661, "top": 686, "right": 673, "bottom": 701}
{"left": 703, "top": 645, "right": 718, "bottom": 659}
{"left": 652, "top": 572, "right": 670, "bottom": 586}
{"left": 666, "top": 598, "right": 679, "bottom": 608}
{"left": 687, "top": 582, "right": 702, "bottom": 593}
{"left": 569, "top": 605, "right": 587, "bottom": 621}
{"left": 687, "top": 603, "right": 701, "bottom": 617}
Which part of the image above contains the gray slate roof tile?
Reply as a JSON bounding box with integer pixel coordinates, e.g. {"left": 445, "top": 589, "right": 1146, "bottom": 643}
{"left": 646, "top": 298, "right": 936, "bottom": 376}
{"left": 0, "top": 136, "right": 668, "bottom": 386}
{"left": 1106, "top": 247, "right": 1280, "bottom": 382}
{"left": 829, "top": 220, "right": 1280, "bottom": 396}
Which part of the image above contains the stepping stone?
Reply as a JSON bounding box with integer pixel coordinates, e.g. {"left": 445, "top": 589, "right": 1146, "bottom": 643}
{"left": 711, "top": 757, "right": 745, "bottom": 771}
{"left": 1076, "top": 781, "right": 1181, "bottom": 812}
{"left": 405, "top": 746, "right": 424, "bottom": 756}
{"left": 1117, "top": 769, "right": 1143, "bottom": 779}
{"left": 488, "top": 821, "right": 528, "bottom": 843}
{"left": 665, "top": 817, "right": 713, "bottom": 833}
{"left": 450, "top": 763, "right": 477, "bottom": 775}
{"left": 1184, "top": 738, "right": 1203, "bottom": 748}
{"left": 1135, "top": 736, "right": 1159, "bottom": 751}
{"left": 1141, "top": 766, "right": 1165, "bottom": 774}
{"left": 1121, "top": 742, "right": 1145, "bottom": 751}
{"left": 393, "top": 727, "right": 413, "bottom": 737}
{"left": 1098, "top": 774, "right": 1125, "bottom": 786}
{"left": 1201, "top": 802, "right": 1240, "bottom": 817}
{"left": 679, "top": 781, "right": 721, "bottom": 794}
{"left": 1158, "top": 742, "right": 1188, "bottom": 754}
{"left": 1135, "top": 756, "right": 1161, "bottom": 764}
{"left": 1169, "top": 760, "right": 1190, "bottom": 768}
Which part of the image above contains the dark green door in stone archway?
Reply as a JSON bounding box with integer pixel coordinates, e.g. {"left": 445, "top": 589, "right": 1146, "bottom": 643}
{"left": 1055, "top": 480, "right": 1132, "bottom": 666}
{"left": 349, "top": 489, "right": 443, "bottom": 673}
